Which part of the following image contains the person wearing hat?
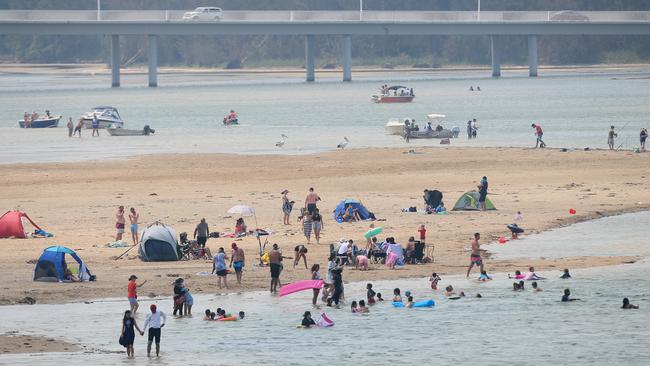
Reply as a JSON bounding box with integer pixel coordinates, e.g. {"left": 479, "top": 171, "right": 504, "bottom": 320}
{"left": 143, "top": 304, "right": 166, "bottom": 358}
{"left": 127, "top": 275, "right": 147, "bottom": 314}
{"left": 281, "top": 189, "right": 294, "bottom": 225}
{"left": 608, "top": 125, "right": 618, "bottom": 150}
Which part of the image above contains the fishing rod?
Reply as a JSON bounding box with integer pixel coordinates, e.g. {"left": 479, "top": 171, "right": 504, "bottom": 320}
{"left": 614, "top": 121, "right": 632, "bottom": 151}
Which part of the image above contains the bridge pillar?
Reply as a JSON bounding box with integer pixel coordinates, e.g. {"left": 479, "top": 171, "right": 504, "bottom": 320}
{"left": 148, "top": 35, "right": 158, "bottom": 87}
{"left": 490, "top": 35, "right": 501, "bottom": 78}
{"left": 305, "top": 35, "right": 315, "bottom": 82}
{"left": 342, "top": 35, "right": 352, "bottom": 82}
{"left": 110, "top": 34, "right": 120, "bottom": 87}
{"left": 528, "top": 35, "right": 538, "bottom": 77}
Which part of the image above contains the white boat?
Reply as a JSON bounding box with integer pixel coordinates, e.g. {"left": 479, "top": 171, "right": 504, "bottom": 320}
{"left": 107, "top": 125, "right": 154, "bottom": 136}
{"left": 81, "top": 106, "right": 125, "bottom": 129}
{"left": 385, "top": 118, "right": 413, "bottom": 135}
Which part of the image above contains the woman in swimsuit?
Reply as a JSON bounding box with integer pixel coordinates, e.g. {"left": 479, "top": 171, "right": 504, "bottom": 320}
{"left": 311, "top": 208, "right": 323, "bottom": 244}
{"left": 129, "top": 207, "right": 140, "bottom": 246}
{"left": 392, "top": 288, "right": 402, "bottom": 302}
{"left": 294, "top": 245, "right": 308, "bottom": 269}
{"left": 311, "top": 264, "right": 321, "bottom": 308}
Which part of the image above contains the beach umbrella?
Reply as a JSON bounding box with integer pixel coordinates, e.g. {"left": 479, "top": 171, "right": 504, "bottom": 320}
{"left": 228, "top": 205, "right": 255, "bottom": 217}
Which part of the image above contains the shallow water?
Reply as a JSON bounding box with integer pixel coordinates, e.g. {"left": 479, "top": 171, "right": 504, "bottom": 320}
{"left": 1, "top": 212, "right": 650, "bottom": 365}
{"left": 1, "top": 68, "right": 650, "bottom": 163}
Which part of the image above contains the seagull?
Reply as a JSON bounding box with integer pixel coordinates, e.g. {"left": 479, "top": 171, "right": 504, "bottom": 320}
{"left": 337, "top": 137, "right": 349, "bottom": 150}
{"left": 275, "top": 134, "right": 288, "bottom": 148}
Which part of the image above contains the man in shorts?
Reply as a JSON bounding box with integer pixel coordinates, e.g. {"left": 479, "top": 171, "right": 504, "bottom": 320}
{"left": 466, "top": 233, "right": 484, "bottom": 278}
{"left": 230, "top": 242, "right": 245, "bottom": 285}
{"left": 193, "top": 218, "right": 210, "bottom": 248}
{"left": 115, "top": 206, "right": 125, "bottom": 241}
{"left": 477, "top": 176, "right": 488, "bottom": 211}
{"left": 269, "top": 244, "right": 283, "bottom": 293}
{"left": 143, "top": 304, "right": 166, "bottom": 358}
{"left": 127, "top": 274, "right": 147, "bottom": 314}
{"left": 304, "top": 187, "right": 321, "bottom": 215}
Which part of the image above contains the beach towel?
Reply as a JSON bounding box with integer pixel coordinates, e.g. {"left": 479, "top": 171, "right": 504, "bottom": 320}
{"left": 105, "top": 241, "right": 130, "bottom": 248}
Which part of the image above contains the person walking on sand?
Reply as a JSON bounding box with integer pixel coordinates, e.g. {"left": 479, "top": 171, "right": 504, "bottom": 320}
{"left": 302, "top": 210, "right": 313, "bottom": 244}
{"left": 127, "top": 274, "right": 147, "bottom": 314}
{"left": 281, "top": 189, "right": 294, "bottom": 225}
{"left": 532, "top": 123, "right": 546, "bottom": 148}
{"left": 73, "top": 118, "right": 83, "bottom": 137}
{"left": 229, "top": 242, "right": 245, "bottom": 285}
{"left": 128, "top": 207, "right": 140, "bottom": 246}
{"left": 305, "top": 187, "right": 321, "bottom": 215}
{"left": 120, "top": 310, "right": 144, "bottom": 359}
{"left": 143, "top": 304, "right": 166, "bottom": 358}
{"left": 212, "top": 247, "right": 229, "bottom": 290}
{"left": 91, "top": 113, "right": 100, "bottom": 137}
{"left": 477, "top": 176, "right": 488, "bottom": 211}
{"left": 640, "top": 128, "right": 648, "bottom": 152}
{"left": 66, "top": 117, "right": 74, "bottom": 137}
{"left": 115, "top": 206, "right": 126, "bottom": 242}
{"left": 311, "top": 208, "right": 323, "bottom": 244}
{"left": 466, "top": 233, "right": 484, "bottom": 277}
{"left": 193, "top": 218, "right": 210, "bottom": 250}
{"left": 608, "top": 125, "right": 618, "bottom": 150}
{"left": 269, "top": 243, "right": 283, "bottom": 293}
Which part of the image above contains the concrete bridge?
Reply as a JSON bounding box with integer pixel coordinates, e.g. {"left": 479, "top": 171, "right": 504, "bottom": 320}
{"left": 1, "top": 10, "right": 649, "bottom": 87}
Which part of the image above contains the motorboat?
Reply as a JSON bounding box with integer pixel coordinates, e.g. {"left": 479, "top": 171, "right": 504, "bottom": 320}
{"left": 81, "top": 106, "right": 125, "bottom": 129}
{"left": 107, "top": 125, "right": 155, "bottom": 136}
{"left": 371, "top": 85, "right": 415, "bottom": 103}
{"left": 385, "top": 118, "right": 415, "bottom": 135}
{"left": 386, "top": 113, "right": 457, "bottom": 139}
{"left": 18, "top": 115, "right": 61, "bottom": 128}
{"left": 222, "top": 110, "right": 239, "bottom": 126}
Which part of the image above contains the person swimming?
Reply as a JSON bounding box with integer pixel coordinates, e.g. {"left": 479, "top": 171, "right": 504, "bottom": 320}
{"left": 238, "top": 311, "right": 245, "bottom": 319}
{"left": 532, "top": 282, "right": 542, "bottom": 292}
{"left": 351, "top": 301, "right": 358, "bottom": 313}
{"left": 357, "top": 300, "right": 369, "bottom": 313}
{"left": 444, "top": 285, "right": 456, "bottom": 297}
{"left": 561, "top": 288, "right": 580, "bottom": 302}
{"left": 376, "top": 293, "right": 384, "bottom": 301}
{"left": 518, "top": 281, "right": 525, "bottom": 290}
{"left": 525, "top": 267, "right": 546, "bottom": 280}
{"left": 429, "top": 272, "right": 441, "bottom": 290}
{"left": 209, "top": 312, "right": 216, "bottom": 320}
{"left": 621, "top": 298, "right": 639, "bottom": 309}
{"left": 509, "top": 270, "right": 525, "bottom": 280}
{"left": 478, "top": 270, "right": 492, "bottom": 282}
{"left": 405, "top": 296, "right": 414, "bottom": 308}
{"left": 476, "top": 293, "right": 482, "bottom": 298}
{"left": 203, "top": 309, "right": 211, "bottom": 320}
{"left": 393, "top": 288, "right": 402, "bottom": 302}
{"left": 301, "top": 311, "right": 316, "bottom": 328}
{"left": 560, "top": 269, "right": 572, "bottom": 279}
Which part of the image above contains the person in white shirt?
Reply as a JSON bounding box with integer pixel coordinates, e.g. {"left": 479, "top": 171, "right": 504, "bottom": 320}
{"left": 336, "top": 240, "right": 350, "bottom": 265}
{"left": 143, "top": 304, "right": 166, "bottom": 357}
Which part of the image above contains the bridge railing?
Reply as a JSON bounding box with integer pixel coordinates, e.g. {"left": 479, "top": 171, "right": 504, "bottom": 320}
{"left": 0, "top": 10, "right": 649, "bottom": 23}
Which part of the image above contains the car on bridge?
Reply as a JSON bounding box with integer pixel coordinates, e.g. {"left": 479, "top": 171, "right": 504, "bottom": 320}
{"left": 182, "top": 7, "right": 223, "bottom": 21}
{"left": 550, "top": 10, "right": 590, "bottom": 22}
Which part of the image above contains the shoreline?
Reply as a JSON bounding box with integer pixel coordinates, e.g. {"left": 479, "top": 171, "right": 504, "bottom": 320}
{"left": 1, "top": 147, "right": 649, "bottom": 306}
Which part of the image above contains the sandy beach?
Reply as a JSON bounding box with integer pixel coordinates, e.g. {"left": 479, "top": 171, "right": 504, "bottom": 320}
{"left": 1, "top": 146, "right": 648, "bottom": 307}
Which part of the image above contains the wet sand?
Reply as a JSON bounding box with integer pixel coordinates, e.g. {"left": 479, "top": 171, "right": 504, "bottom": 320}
{"left": 1, "top": 146, "right": 648, "bottom": 307}
{"left": 0, "top": 333, "right": 80, "bottom": 354}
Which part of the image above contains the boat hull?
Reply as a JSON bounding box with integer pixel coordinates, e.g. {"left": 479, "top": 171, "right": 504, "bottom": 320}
{"left": 18, "top": 116, "right": 61, "bottom": 128}
{"left": 408, "top": 130, "right": 454, "bottom": 139}
{"left": 82, "top": 117, "right": 124, "bottom": 129}
{"left": 372, "top": 96, "right": 415, "bottom": 103}
{"left": 107, "top": 128, "right": 147, "bottom": 136}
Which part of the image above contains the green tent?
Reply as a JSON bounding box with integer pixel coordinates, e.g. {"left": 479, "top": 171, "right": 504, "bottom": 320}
{"left": 452, "top": 191, "right": 496, "bottom": 211}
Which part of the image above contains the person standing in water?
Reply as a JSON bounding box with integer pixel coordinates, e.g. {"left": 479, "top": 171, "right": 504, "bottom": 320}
{"left": 73, "top": 118, "right": 84, "bottom": 137}
{"left": 608, "top": 125, "right": 618, "bottom": 150}
{"left": 311, "top": 264, "right": 321, "bottom": 308}
{"left": 269, "top": 243, "right": 283, "bottom": 293}
{"left": 532, "top": 123, "right": 546, "bottom": 148}
{"left": 477, "top": 176, "right": 488, "bottom": 211}
{"left": 143, "top": 304, "right": 166, "bottom": 358}
{"left": 66, "top": 117, "right": 74, "bottom": 137}
{"left": 128, "top": 207, "right": 140, "bottom": 246}
{"left": 91, "top": 113, "right": 100, "bottom": 137}
{"left": 120, "top": 310, "right": 144, "bottom": 359}
{"left": 467, "top": 120, "right": 473, "bottom": 139}
{"left": 127, "top": 274, "right": 147, "bottom": 314}
{"left": 640, "top": 128, "right": 648, "bottom": 152}
{"left": 466, "top": 233, "right": 484, "bottom": 278}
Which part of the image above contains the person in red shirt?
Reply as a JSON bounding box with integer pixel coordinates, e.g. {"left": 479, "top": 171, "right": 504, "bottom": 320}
{"left": 418, "top": 224, "right": 426, "bottom": 244}
{"left": 532, "top": 123, "right": 546, "bottom": 148}
{"left": 128, "top": 275, "right": 147, "bottom": 314}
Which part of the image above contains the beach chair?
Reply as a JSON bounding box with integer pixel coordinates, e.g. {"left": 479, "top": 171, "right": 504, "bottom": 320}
{"left": 425, "top": 243, "right": 435, "bottom": 263}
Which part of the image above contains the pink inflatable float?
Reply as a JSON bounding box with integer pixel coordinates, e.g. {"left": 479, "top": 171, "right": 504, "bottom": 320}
{"left": 279, "top": 279, "right": 324, "bottom": 297}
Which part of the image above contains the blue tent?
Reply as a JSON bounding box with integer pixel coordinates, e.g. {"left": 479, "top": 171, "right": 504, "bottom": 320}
{"left": 34, "top": 246, "right": 93, "bottom": 282}
{"left": 332, "top": 199, "right": 372, "bottom": 222}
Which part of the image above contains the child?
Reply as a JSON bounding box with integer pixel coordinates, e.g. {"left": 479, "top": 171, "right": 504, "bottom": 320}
{"left": 478, "top": 270, "right": 492, "bottom": 282}
{"left": 622, "top": 298, "right": 639, "bottom": 309}
{"left": 357, "top": 300, "right": 369, "bottom": 313}
{"left": 203, "top": 309, "right": 211, "bottom": 320}
{"left": 183, "top": 284, "right": 194, "bottom": 316}
{"left": 515, "top": 211, "right": 522, "bottom": 222}
{"left": 525, "top": 266, "right": 545, "bottom": 280}
{"left": 351, "top": 301, "right": 358, "bottom": 313}
{"left": 376, "top": 293, "right": 384, "bottom": 302}
{"left": 392, "top": 288, "right": 402, "bottom": 302}
{"left": 532, "top": 282, "right": 542, "bottom": 292}
{"left": 561, "top": 288, "right": 579, "bottom": 302}
{"left": 508, "top": 270, "right": 525, "bottom": 280}
{"left": 418, "top": 224, "right": 426, "bottom": 244}
{"left": 405, "top": 296, "right": 414, "bottom": 308}
{"left": 560, "top": 269, "right": 572, "bottom": 279}
{"left": 444, "top": 285, "right": 455, "bottom": 297}
{"left": 429, "top": 272, "right": 441, "bottom": 290}
{"left": 238, "top": 311, "right": 245, "bottom": 319}
{"left": 366, "top": 283, "right": 376, "bottom": 305}
{"left": 513, "top": 282, "right": 520, "bottom": 291}
{"left": 209, "top": 312, "right": 216, "bottom": 320}
{"left": 301, "top": 311, "right": 316, "bottom": 328}
{"left": 518, "top": 281, "right": 525, "bottom": 290}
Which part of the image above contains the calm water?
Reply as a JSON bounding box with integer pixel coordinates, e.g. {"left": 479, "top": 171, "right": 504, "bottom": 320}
{"left": 1, "top": 68, "right": 650, "bottom": 163}
{"left": 1, "top": 212, "right": 649, "bottom": 365}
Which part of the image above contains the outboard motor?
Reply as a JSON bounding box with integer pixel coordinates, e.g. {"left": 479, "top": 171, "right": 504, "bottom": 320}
{"left": 144, "top": 125, "right": 155, "bottom": 135}
{"left": 451, "top": 126, "right": 460, "bottom": 138}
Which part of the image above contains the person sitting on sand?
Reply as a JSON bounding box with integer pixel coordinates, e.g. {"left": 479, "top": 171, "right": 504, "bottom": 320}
{"left": 357, "top": 300, "right": 369, "bottom": 313}
{"left": 525, "top": 267, "right": 545, "bottom": 280}
{"left": 532, "top": 282, "right": 542, "bottom": 292}
{"left": 560, "top": 269, "right": 572, "bottom": 279}
{"left": 478, "top": 270, "right": 492, "bottom": 282}
{"left": 444, "top": 285, "right": 456, "bottom": 297}
{"left": 351, "top": 301, "right": 358, "bottom": 313}
{"left": 429, "top": 272, "right": 441, "bottom": 290}
{"left": 63, "top": 267, "right": 79, "bottom": 282}
{"left": 622, "top": 298, "right": 639, "bottom": 309}
{"left": 235, "top": 218, "right": 247, "bottom": 236}
{"left": 405, "top": 296, "right": 414, "bottom": 308}
{"left": 393, "top": 288, "right": 402, "bottom": 302}
{"left": 302, "top": 311, "right": 316, "bottom": 328}
{"left": 561, "top": 288, "right": 579, "bottom": 302}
